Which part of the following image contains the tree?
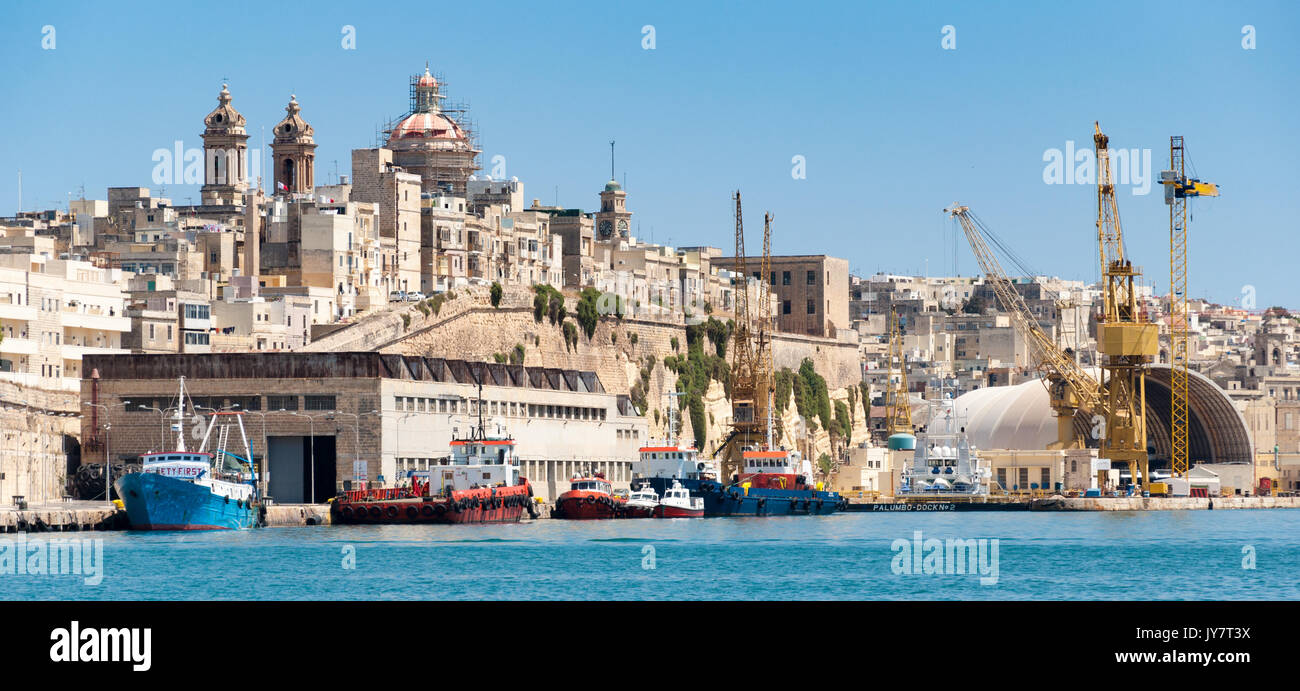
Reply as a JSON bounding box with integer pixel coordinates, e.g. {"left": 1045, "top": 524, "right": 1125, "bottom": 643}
{"left": 962, "top": 296, "right": 987, "bottom": 314}
{"left": 490, "top": 282, "right": 503, "bottom": 307}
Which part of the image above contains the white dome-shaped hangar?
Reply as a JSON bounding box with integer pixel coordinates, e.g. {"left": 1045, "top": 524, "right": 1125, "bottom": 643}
{"left": 950, "top": 365, "right": 1252, "bottom": 467}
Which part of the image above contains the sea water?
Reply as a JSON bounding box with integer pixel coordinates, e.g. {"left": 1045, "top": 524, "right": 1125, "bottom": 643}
{"left": 4, "top": 510, "right": 1298, "bottom": 600}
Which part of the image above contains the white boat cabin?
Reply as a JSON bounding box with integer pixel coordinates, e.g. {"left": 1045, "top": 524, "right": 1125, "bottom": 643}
{"left": 426, "top": 436, "right": 521, "bottom": 493}
{"left": 634, "top": 444, "right": 711, "bottom": 480}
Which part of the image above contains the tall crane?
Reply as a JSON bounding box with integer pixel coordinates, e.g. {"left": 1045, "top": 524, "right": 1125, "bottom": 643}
{"left": 886, "top": 306, "right": 913, "bottom": 435}
{"left": 719, "top": 191, "right": 773, "bottom": 478}
{"left": 947, "top": 205, "right": 1102, "bottom": 448}
{"left": 1093, "top": 122, "right": 1159, "bottom": 491}
{"left": 1162, "top": 136, "right": 1218, "bottom": 478}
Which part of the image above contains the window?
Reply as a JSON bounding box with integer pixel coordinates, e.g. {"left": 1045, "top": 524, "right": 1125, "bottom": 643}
{"left": 783, "top": 300, "right": 791, "bottom": 315}
{"left": 806, "top": 270, "right": 816, "bottom": 285}
{"left": 268, "top": 395, "right": 298, "bottom": 411}
{"left": 782, "top": 271, "right": 791, "bottom": 285}
{"left": 1040, "top": 467, "right": 1051, "bottom": 489}
{"left": 807, "top": 300, "right": 816, "bottom": 314}
{"left": 997, "top": 468, "right": 1007, "bottom": 489}
{"left": 304, "top": 395, "right": 335, "bottom": 411}
{"left": 1018, "top": 467, "right": 1030, "bottom": 489}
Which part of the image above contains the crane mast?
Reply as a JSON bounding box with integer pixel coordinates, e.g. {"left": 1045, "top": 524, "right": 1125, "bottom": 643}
{"left": 722, "top": 191, "right": 773, "bottom": 478}
{"left": 947, "top": 204, "right": 1101, "bottom": 448}
{"left": 1161, "top": 136, "right": 1218, "bottom": 478}
{"left": 886, "top": 306, "right": 913, "bottom": 435}
{"left": 1093, "top": 122, "right": 1159, "bottom": 492}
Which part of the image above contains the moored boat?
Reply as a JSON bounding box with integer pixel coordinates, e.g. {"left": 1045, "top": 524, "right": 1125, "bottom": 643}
{"left": 653, "top": 480, "right": 704, "bottom": 518}
{"left": 114, "top": 377, "right": 260, "bottom": 531}
{"left": 552, "top": 471, "right": 652, "bottom": 520}
{"left": 331, "top": 382, "right": 536, "bottom": 525}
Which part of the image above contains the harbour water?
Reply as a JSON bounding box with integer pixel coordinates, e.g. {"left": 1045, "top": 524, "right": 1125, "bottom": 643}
{"left": 5, "top": 510, "right": 1299, "bottom": 600}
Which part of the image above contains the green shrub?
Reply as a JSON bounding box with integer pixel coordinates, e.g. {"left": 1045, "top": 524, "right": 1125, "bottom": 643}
{"left": 490, "top": 282, "right": 503, "bottom": 307}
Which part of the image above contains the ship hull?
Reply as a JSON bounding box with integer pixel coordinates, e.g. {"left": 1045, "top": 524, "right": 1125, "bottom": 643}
{"left": 653, "top": 504, "right": 704, "bottom": 518}
{"left": 638, "top": 477, "right": 845, "bottom": 517}
{"left": 552, "top": 492, "right": 653, "bottom": 520}
{"left": 850, "top": 500, "right": 1031, "bottom": 512}
{"left": 115, "top": 472, "right": 258, "bottom": 531}
{"left": 332, "top": 484, "right": 534, "bottom": 525}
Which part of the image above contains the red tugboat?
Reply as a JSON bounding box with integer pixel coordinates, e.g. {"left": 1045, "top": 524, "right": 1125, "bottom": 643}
{"left": 552, "top": 470, "right": 652, "bottom": 520}
{"left": 331, "top": 382, "right": 537, "bottom": 525}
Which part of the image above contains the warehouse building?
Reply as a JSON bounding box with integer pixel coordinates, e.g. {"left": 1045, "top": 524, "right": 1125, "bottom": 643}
{"left": 80, "top": 353, "right": 647, "bottom": 502}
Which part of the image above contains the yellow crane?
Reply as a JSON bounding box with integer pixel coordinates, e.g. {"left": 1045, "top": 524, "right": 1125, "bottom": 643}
{"left": 1161, "top": 136, "right": 1218, "bottom": 478}
{"left": 885, "top": 306, "right": 913, "bottom": 435}
{"left": 947, "top": 205, "right": 1101, "bottom": 448}
{"left": 1093, "top": 122, "right": 1159, "bottom": 491}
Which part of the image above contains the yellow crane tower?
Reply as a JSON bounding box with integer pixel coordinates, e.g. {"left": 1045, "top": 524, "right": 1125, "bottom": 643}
{"left": 1162, "top": 136, "right": 1219, "bottom": 478}
{"left": 886, "top": 306, "right": 913, "bottom": 435}
{"left": 1093, "top": 122, "right": 1159, "bottom": 491}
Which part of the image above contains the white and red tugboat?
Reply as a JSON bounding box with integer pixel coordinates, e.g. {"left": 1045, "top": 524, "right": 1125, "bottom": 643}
{"left": 552, "top": 470, "right": 652, "bottom": 520}
{"left": 331, "top": 381, "right": 536, "bottom": 525}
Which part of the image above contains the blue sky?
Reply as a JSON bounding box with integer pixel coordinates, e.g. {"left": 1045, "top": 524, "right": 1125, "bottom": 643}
{"left": 2, "top": 0, "right": 1297, "bottom": 307}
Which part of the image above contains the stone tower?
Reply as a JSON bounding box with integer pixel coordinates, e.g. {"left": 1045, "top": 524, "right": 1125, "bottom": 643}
{"left": 200, "top": 83, "right": 250, "bottom": 205}
{"left": 271, "top": 95, "right": 317, "bottom": 196}
{"left": 595, "top": 180, "right": 631, "bottom": 240}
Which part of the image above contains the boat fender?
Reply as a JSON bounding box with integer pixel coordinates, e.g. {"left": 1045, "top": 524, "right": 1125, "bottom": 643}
{"left": 422, "top": 505, "right": 436, "bottom": 517}
{"left": 341, "top": 507, "right": 354, "bottom": 519}
{"left": 224, "top": 495, "right": 230, "bottom": 504}
{"left": 729, "top": 491, "right": 740, "bottom": 501}
{"left": 386, "top": 506, "right": 398, "bottom": 518}
{"left": 406, "top": 506, "right": 419, "bottom": 519}
{"left": 585, "top": 495, "right": 597, "bottom": 504}
{"left": 368, "top": 506, "right": 381, "bottom": 518}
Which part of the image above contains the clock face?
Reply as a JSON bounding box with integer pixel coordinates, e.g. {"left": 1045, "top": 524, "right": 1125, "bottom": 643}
{"left": 599, "top": 220, "right": 614, "bottom": 238}
{"left": 617, "top": 219, "right": 629, "bottom": 236}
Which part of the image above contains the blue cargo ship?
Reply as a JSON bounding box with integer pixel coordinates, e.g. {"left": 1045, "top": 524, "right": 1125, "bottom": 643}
{"left": 113, "top": 378, "right": 260, "bottom": 531}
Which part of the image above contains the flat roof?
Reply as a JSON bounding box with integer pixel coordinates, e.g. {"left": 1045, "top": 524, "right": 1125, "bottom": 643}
{"left": 83, "top": 352, "right": 605, "bottom": 393}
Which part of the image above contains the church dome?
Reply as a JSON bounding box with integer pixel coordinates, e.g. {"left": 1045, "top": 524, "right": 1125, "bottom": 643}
{"left": 604, "top": 179, "right": 622, "bottom": 192}
{"left": 388, "top": 111, "right": 467, "bottom": 144}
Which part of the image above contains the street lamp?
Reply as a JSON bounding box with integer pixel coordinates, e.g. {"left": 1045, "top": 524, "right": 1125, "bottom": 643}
{"left": 235, "top": 406, "right": 270, "bottom": 500}
{"left": 139, "top": 405, "right": 171, "bottom": 452}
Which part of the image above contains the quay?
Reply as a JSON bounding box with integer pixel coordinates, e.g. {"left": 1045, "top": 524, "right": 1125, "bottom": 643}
{"left": 1029, "top": 495, "right": 1300, "bottom": 511}
{"left": 0, "top": 500, "right": 126, "bottom": 533}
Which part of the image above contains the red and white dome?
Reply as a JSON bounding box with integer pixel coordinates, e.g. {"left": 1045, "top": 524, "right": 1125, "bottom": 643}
{"left": 388, "top": 111, "right": 466, "bottom": 142}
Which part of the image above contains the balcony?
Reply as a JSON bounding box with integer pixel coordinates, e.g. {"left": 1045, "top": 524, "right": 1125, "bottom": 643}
{"left": 0, "top": 301, "right": 37, "bottom": 322}
{"left": 62, "top": 310, "right": 132, "bottom": 332}
{"left": 0, "top": 337, "right": 38, "bottom": 356}
{"left": 60, "top": 344, "right": 130, "bottom": 361}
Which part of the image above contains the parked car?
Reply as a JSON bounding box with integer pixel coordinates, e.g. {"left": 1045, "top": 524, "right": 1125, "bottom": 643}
{"left": 389, "top": 290, "right": 407, "bottom": 301}
{"left": 406, "top": 291, "right": 426, "bottom": 301}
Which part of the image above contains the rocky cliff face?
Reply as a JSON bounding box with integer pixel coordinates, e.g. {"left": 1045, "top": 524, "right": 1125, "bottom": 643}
{"left": 313, "top": 285, "right": 866, "bottom": 461}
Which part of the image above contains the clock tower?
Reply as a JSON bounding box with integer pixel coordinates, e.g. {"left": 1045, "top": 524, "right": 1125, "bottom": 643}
{"left": 595, "top": 179, "right": 631, "bottom": 240}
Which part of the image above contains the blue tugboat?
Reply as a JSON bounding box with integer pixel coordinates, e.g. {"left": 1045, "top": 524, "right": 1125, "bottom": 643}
{"left": 114, "top": 378, "right": 260, "bottom": 531}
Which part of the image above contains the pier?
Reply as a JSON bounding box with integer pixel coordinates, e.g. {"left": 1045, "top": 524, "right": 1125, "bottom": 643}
{"left": 0, "top": 500, "right": 126, "bottom": 532}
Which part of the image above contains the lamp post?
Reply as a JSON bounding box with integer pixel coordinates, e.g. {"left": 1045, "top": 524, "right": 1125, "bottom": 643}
{"left": 139, "top": 405, "right": 170, "bottom": 452}
{"left": 394, "top": 410, "right": 417, "bottom": 484}
{"left": 240, "top": 407, "right": 270, "bottom": 500}
{"left": 359, "top": 409, "right": 382, "bottom": 486}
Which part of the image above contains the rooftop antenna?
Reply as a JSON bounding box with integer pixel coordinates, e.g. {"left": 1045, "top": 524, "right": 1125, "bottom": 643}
{"left": 16, "top": 170, "right": 21, "bottom": 214}
{"left": 609, "top": 140, "right": 615, "bottom": 181}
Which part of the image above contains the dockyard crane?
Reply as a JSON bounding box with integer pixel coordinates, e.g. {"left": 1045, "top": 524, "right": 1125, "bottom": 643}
{"left": 947, "top": 205, "right": 1102, "bottom": 448}
{"left": 1162, "top": 136, "right": 1218, "bottom": 478}
{"left": 886, "top": 306, "right": 913, "bottom": 435}
{"left": 1092, "top": 122, "right": 1159, "bottom": 491}
{"left": 717, "top": 191, "right": 774, "bottom": 479}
